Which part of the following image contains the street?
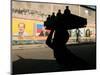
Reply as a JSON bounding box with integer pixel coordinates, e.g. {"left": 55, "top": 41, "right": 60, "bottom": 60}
{"left": 12, "top": 43, "right": 96, "bottom": 74}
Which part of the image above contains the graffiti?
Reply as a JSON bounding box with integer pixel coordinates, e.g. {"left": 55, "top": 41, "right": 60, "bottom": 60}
{"left": 12, "top": 8, "right": 48, "bottom": 18}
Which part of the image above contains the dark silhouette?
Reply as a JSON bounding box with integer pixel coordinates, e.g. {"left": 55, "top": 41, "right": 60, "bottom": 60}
{"left": 45, "top": 6, "right": 88, "bottom": 68}
{"left": 44, "top": 6, "right": 87, "bottom": 30}
{"left": 47, "top": 15, "right": 51, "bottom": 21}
{"left": 50, "top": 12, "right": 56, "bottom": 29}
{"left": 46, "top": 28, "right": 90, "bottom": 68}
{"left": 56, "top": 9, "right": 62, "bottom": 16}
{"left": 55, "top": 9, "right": 63, "bottom": 27}
{"left": 64, "top": 6, "right": 71, "bottom": 15}
{"left": 51, "top": 12, "right": 56, "bottom": 22}
{"left": 44, "top": 15, "right": 51, "bottom": 29}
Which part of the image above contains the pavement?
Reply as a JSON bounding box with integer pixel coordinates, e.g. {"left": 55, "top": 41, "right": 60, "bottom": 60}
{"left": 12, "top": 43, "right": 96, "bottom": 74}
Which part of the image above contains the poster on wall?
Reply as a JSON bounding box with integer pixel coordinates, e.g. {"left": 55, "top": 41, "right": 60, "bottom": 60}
{"left": 12, "top": 18, "right": 34, "bottom": 37}
{"left": 36, "top": 23, "right": 50, "bottom": 36}
{"left": 36, "top": 24, "right": 44, "bottom": 36}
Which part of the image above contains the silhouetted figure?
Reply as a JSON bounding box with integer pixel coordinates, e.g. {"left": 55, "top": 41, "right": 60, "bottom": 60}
{"left": 46, "top": 26, "right": 70, "bottom": 67}
{"left": 51, "top": 12, "right": 56, "bottom": 28}
{"left": 46, "top": 7, "right": 88, "bottom": 68}
{"left": 55, "top": 10, "right": 64, "bottom": 29}
{"left": 46, "top": 28, "right": 89, "bottom": 69}
{"left": 64, "top": 6, "right": 71, "bottom": 15}
{"left": 63, "top": 6, "right": 71, "bottom": 29}
{"left": 51, "top": 12, "right": 56, "bottom": 19}
{"left": 47, "top": 15, "right": 51, "bottom": 21}
{"left": 56, "top": 9, "right": 63, "bottom": 20}
{"left": 57, "top": 9, "right": 62, "bottom": 16}
{"left": 44, "top": 15, "right": 51, "bottom": 29}
{"left": 46, "top": 20, "right": 71, "bottom": 66}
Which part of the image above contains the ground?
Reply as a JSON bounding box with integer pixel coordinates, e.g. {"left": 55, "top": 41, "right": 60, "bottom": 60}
{"left": 12, "top": 43, "right": 96, "bottom": 74}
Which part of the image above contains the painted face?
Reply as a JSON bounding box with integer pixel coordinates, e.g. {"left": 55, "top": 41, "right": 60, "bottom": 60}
{"left": 18, "top": 23, "right": 25, "bottom": 33}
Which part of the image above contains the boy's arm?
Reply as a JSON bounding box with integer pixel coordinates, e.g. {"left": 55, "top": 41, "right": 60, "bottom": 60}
{"left": 46, "top": 29, "right": 54, "bottom": 49}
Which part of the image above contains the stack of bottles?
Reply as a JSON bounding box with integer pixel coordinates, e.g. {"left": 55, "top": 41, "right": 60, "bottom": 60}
{"left": 44, "top": 6, "right": 87, "bottom": 30}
